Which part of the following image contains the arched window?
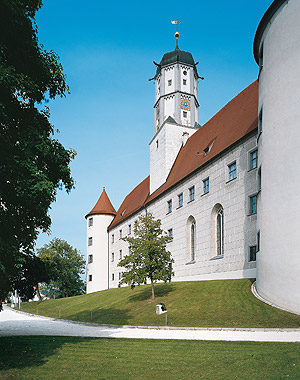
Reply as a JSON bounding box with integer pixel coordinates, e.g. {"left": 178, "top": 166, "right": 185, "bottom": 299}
{"left": 191, "top": 222, "right": 196, "bottom": 261}
{"left": 186, "top": 216, "right": 196, "bottom": 262}
{"left": 216, "top": 209, "right": 224, "bottom": 256}
{"left": 210, "top": 204, "right": 224, "bottom": 258}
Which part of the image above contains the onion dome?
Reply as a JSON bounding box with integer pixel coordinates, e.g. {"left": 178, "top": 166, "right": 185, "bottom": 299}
{"left": 153, "top": 32, "right": 200, "bottom": 79}
{"left": 85, "top": 187, "right": 116, "bottom": 218}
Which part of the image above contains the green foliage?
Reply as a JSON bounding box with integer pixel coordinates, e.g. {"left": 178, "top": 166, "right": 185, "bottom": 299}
{"left": 119, "top": 212, "right": 174, "bottom": 299}
{"left": 12, "top": 254, "right": 51, "bottom": 301}
{"left": 0, "top": 1, "right": 75, "bottom": 306}
{"left": 37, "top": 238, "right": 85, "bottom": 298}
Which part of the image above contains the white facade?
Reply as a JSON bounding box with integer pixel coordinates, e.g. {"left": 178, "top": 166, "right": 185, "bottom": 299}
{"left": 255, "top": 0, "right": 300, "bottom": 314}
{"left": 86, "top": 0, "right": 300, "bottom": 317}
{"left": 150, "top": 42, "right": 200, "bottom": 194}
{"left": 86, "top": 213, "right": 114, "bottom": 293}
{"left": 149, "top": 121, "right": 198, "bottom": 194}
{"left": 109, "top": 134, "right": 258, "bottom": 289}
{"left": 154, "top": 62, "right": 199, "bottom": 133}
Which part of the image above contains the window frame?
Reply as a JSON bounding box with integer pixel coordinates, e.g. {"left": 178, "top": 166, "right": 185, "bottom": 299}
{"left": 88, "top": 274, "right": 92, "bottom": 282}
{"left": 88, "top": 237, "right": 93, "bottom": 246}
{"left": 203, "top": 177, "right": 209, "bottom": 195}
{"left": 189, "top": 186, "right": 195, "bottom": 202}
{"left": 249, "top": 245, "right": 257, "bottom": 262}
{"left": 88, "top": 254, "right": 93, "bottom": 264}
{"left": 228, "top": 161, "right": 237, "bottom": 181}
{"left": 178, "top": 193, "right": 183, "bottom": 208}
{"left": 88, "top": 217, "right": 93, "bottom": 227}
{"left": 249, "top": 149, "right": 258, "bottom": 171}
{"left": 249, "top": 194, "right": 257, "bottom": 215}
{"left": 167, "top": 199, "right": 172, "bottom": 214}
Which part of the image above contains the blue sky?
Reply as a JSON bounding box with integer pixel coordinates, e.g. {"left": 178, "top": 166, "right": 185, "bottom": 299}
{"left": 35, "top": 1, "right": 272, "bottom": 260}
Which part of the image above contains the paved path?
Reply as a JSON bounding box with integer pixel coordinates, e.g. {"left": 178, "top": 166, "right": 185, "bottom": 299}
{"left": 1, "top": 306, "right": 300, "bottom": 342}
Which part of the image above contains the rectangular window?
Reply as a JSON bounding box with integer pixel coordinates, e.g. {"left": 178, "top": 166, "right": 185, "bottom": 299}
{"left": 178, "top": 193, "right": 183, "bottom": 208}
{"left": 89, "top": 274, "right": 92, "bottom": 282}
{"left": 250, "top": 150, "right": 258, "bottom": 170}
{"left": 128, "top": 224, "right": 131, "bottom": 235}
{"left": 112, "top": 234, "right": 114, "bottom": 244}
{"left": 228, "top": 162, "right": 237, "bottom": 181}
{"left": 183, "top": 79, "right": 187, "bottom": 85}
{"left": 88, "top": 237, "right": 93, "bottom": 246}
{"left": 258, "top": 108, "right": 263, "bottom": 135}
{"left": 183, "top": 111, "right": 187, "bottom": 118}
{"left": 112, "top": 273, "right": 114, "bottom": 281}
{"left": 168, "top": 79, "right": 172, "bottom": 86}
{"left": 257, "top": 230, "right": 260, "bottom": 252}
{"left": 88, "top": 254, "right": 93, "bottom": 264}
{"left": 119, "top": 229, "right": 122, "bottom": 239}
{"left": 258, "top": 167, "right": 262, "bottom": 191}
{"left": 249, "top": 246, "right": 257, "bottom": 262}
{"left": 88, "top": 217, "right": 93, "bottom": 227}
{"left": 111, "top": 252, "right": 114, "bottom": 262}
{"left": 189, "top": 186, "right": 195, "bottom": 202}
{"left": 168, "top": 228, "right": 173, "bottom": 240}
{"left": 203, "top": 178, "right": 209, "bottom": 194}
{"left": 167, "top": 200, "right": 172, "bottom": 214}
{"left": 119, "top": 249, "right": 122, "bottom": 260}
{"left": 119, "top": 272, "right": 121, "bottom": 280}
{"left": 249, "top": 195, "right": 257, "bottom": 215}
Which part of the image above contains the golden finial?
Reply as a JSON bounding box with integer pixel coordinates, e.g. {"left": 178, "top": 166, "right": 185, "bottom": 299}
{"left": 171, "top": 21, "right": 181, "bottom": 49}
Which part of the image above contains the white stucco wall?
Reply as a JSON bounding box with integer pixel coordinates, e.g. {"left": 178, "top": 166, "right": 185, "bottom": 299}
{"left": 256, "top": 0, "right": 300, "bottom": 314}
{"left": 154, "top": 62, "right": 199, "bottom": 131}
{"left": 110, "top": 133, "right": 258, "bottom": 289}
{"left": 149, "top": 122, "right": 198, "bottom": 194}
{"left": 86, "top": 214, "right": 114, "bottom": 294}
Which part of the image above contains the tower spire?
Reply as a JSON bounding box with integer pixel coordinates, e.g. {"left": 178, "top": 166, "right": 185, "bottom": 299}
{"left": 171, "top": 20, "right": 181, "bottom": 50}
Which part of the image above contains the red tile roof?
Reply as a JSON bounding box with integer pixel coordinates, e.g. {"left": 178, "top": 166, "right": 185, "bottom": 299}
{"left": 108, "top": 80, "right": 258, "bottom": 230}
{"left": 86, "top": 187, "right": 116, "bottom": 218}
{"left": 109, "top": 176, "right": 150, "bottom": 229}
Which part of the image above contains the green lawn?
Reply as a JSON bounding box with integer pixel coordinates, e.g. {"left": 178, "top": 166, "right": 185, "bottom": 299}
{"left": 21, "top": 279, "right": 300, "bottom": 328}
{"left": 0, "top": 336, "right": 300, "bottom": 380}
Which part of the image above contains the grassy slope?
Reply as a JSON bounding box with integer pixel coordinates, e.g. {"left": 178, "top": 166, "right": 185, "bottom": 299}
{"left": 21, "top": 279, "right": 300, "bottom": 328}
{"left": 1, "top": 336, "right": 300, "bottom": 380}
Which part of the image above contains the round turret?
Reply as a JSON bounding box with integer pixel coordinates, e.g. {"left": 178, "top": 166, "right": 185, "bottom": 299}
{"left": 254, "top": 0, "right": 300, "bottom": 314}
{"left": 86, "top": 187, "right": 116, "bottom": 294}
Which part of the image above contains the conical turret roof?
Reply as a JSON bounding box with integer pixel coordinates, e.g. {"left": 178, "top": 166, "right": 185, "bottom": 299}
{"left": 85, "top": 187, "right": 116, "bottom": 218}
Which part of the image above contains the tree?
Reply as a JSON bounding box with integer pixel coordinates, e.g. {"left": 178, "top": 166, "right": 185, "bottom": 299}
{"left": 0, "top": 1, "right": 75, "bottom": 307}
{"left": 12, "top": 254, "right": 52, "bottom": 301}
{"left": 37, "top": 238, "right": 85, "bottom": 298}
{"left": 119, "top": 212, "right": 174, "bottom": 299}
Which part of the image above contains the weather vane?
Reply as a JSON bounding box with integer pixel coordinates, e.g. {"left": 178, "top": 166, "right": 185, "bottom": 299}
{"left": 171, "top": 20, "right": 181, "bottom": 48}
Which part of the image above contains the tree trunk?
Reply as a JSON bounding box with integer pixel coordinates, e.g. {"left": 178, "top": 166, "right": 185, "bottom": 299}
{"left": 36, "top": 285, "right": 42, "bottom": 301}
{"left": 151, "top": 280, "right": 155, "bottom": 299}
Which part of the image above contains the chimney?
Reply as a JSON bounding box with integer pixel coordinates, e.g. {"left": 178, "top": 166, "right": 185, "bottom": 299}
{"left": 182, "top": 131, "right": 189, "bottom": 146}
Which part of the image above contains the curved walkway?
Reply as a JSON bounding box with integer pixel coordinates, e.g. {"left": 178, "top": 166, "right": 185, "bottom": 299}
{"left": 1, "top": 306, "right": 300, "bottom": 342}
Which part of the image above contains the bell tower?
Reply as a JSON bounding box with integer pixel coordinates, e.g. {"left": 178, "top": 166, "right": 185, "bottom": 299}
{"left": 149, "top": 31, "right": 202, "bottom": 194}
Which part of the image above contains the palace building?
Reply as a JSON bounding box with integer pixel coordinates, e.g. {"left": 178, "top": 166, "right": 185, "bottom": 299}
{"left": 85, "top": 0, "right": 300, "bottom": 315}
